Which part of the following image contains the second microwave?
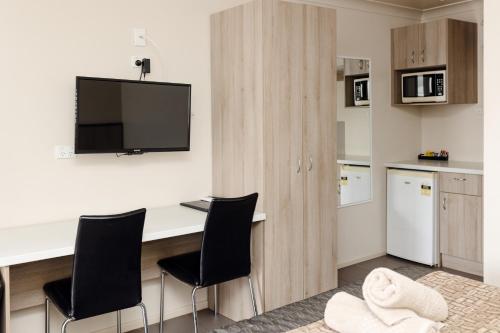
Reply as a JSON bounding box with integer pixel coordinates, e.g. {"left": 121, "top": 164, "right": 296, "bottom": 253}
{"left": 354, "top": 78, "right": 370, "bottom": 106}
{"left": 401, "top": 70, "right": 446, "bottom": 104}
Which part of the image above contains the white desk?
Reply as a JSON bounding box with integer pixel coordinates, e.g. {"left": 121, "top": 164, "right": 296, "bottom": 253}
{"left": 0, "top": 205, "right": 266, "bottom": 333}
{"left": 0, "top": 205, "right": 266, "bottom": 267}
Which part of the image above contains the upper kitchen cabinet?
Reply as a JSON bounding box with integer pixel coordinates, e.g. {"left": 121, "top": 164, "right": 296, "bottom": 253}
{"left": 391, "top": 18, "right": 478, "bottom": 105}
{"left": 392, "top": 20, "right": 447, "bottom": 69}
{"left": 344, "top": 58, "right": 370, "bottom": 76}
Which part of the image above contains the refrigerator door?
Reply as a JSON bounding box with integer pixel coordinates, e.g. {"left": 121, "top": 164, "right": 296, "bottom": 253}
{"left": 387, "top": 169, "right": 438, "bottom": 265}
{"left": 340, "top": 165, "right": 371, "bottom": 206}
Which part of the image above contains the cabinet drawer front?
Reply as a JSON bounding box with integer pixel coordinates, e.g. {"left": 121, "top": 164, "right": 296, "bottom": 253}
{"left": 440, "top": 172, "right": 482, "bottom": 196}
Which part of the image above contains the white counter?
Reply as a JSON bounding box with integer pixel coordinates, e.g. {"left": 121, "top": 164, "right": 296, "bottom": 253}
{"left": 0, "top": 205, "right": 266, "bottom": 267}
{"left": 385, "top": 160, "right": 483, "bottom": 175}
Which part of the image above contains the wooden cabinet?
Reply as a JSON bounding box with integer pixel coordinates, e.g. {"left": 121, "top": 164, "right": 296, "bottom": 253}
{"left": 439, "top": 173, "right": 483, "bottom": 276}
{"left": 344, "top": 59, "right": 369, "bottom": 76}
{"left": 392, "top": 20, "right": 447, "bottom": 70}
{"left": 420, "top": 20, "right": 448, "bottom": 68}
{"left": 392, "top": 24, "right": 420, "bottom": 69}
{"left": 391, "top": 18, "right": 477, "bottom": 105}
{"left": 211, "top": 0, "right": 337, "bottom": 316}
{"left": 439, "top": 172, "right": 482, "bottom": 196}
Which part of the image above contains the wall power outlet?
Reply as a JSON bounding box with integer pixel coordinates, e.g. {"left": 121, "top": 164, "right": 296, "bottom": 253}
{"left": 54, "top": 145, "right": 75, "bottom": 159}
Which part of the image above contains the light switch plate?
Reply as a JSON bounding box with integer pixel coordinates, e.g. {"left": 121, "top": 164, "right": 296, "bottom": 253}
{"left": 133, "top": 28, "right": 146, "bottom": 47}
{"left": 54, "top": 145, "right": 75, "bottom": 159}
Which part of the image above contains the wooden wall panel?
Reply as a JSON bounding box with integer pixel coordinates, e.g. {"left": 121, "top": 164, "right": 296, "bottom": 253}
{"left": 447, "top": 19, "right": 478, "bottom": 104}
{"left": 210, "top": 0, "right": 265, "bottom": 320}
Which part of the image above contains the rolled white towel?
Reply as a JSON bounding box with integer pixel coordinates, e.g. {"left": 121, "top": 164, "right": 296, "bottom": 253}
{"left": 324, "top": 292, "right": 443, "bottom": 333}
{"left": 362, "top": 268, "right": 448, "bottom": 326}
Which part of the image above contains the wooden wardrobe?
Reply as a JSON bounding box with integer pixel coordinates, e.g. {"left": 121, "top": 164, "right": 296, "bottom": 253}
{"left": 211, "top": 0, "right": 337, "bottom": 317}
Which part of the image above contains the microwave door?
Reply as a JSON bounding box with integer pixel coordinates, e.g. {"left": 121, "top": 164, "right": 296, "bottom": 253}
{"left": 417, "top": 75, "right": 424, "bottom": 97}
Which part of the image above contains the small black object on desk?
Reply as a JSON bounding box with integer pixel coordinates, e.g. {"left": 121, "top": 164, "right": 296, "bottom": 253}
{"left": 180, "top": 200, "right": 211, "bottom": 212}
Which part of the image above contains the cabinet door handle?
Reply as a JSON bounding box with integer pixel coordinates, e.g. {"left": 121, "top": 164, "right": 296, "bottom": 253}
{"left": 421, "top": 49, "right": 425, "bottom": 63}
{"left": 443, "top": 197, "right": 447, "bottom": 211}
{"left": 410, "top": 50, "right": 416, "bottom": 64}
{"left": 359, "top": 60, "right": 363, "bottom": 70}
{"left": 453, "top": 177, "right": 467, "bottom": 182}
{"left": 308, "top": 156, "right": 313, "bottom": 172}
{"left": 297, "top": 159, "right": 302, "bottom": 174}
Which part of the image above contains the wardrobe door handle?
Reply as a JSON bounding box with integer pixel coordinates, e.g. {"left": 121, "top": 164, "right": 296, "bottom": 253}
{"left": 297, "top": 159, "right": 302, "bottom": 174}
{"left": 308, "top": 156, "right": 313, "bottom": 171}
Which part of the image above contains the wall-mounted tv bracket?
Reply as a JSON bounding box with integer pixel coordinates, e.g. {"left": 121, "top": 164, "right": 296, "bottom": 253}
{"left": 135, "top": 58, "right": 151, "bottom": 80}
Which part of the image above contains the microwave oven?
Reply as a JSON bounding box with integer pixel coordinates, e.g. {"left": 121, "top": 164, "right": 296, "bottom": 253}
{"left": 401, "top": 70, "right": 446, "bottom": 104}
{"left": 354, "top": 78, "right": 370, "bottom": 106}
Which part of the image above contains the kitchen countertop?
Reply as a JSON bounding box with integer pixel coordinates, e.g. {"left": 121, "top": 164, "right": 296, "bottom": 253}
{"left": 385, "top": 160, "right": 483, "bottom": 175}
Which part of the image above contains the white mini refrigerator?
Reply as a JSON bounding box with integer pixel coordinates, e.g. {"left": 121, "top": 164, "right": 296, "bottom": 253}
{"left": 339, "top": 165, "right": 371, "bottom": 206}
{"left": 387, "top": 168, "right": 439, "bottom": 266}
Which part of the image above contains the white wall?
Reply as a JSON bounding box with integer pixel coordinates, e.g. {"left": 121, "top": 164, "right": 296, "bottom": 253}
{"left": 0, "top": 0, "right": 249, "bottom": 332}
{"left": 420, "top": 0, "right": 484, "bottom": 162}
{"left": 331, "top": 3, "right": 422, "bottom": 266}
{"left": 483, "top": 0, "right": 500, "bottom": 287}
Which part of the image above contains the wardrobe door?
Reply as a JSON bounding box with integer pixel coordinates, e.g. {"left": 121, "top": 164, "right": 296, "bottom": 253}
{"left": 263, "top": 0, "right": 305, "bottom": 310}
{"left": 302, "top": 5, "right": 338, "bottom": 298}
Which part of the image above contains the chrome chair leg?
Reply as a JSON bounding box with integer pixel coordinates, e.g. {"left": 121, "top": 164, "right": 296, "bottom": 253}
{"left": 214, "top": 284, "right": 218, "bottom": 316}
{"left": 61, "top": 318, "right": 73, "bottom": 333}
{"left": 191, "top": 287, "right": 201, "bottom": 333}
{"left": 159, "top": 271, "right": 166, "bottom": 333}
{"left": 117, "top": 310, "right": 122, "bottom": 333}
{"left": 45, "top": 297, "right": 50, "bottom": 333}
{"left": 138, "top": 302, "right": 149, "bottom": 333}
{"left": 248, "top": 276, "right": 258, "bottom": 317}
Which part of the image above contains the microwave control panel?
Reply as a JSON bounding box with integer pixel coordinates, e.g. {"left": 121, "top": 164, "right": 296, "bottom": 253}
{"left": 436, "top": 75, "right": 444, "bottom": 96}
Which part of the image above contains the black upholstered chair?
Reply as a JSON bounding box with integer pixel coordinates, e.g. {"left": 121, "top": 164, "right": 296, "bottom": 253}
{"left": 43, "top": 209, "right": 148, "bottom": 333}
{"left": 158, "top": 193, "right": 259, "bottom": 333}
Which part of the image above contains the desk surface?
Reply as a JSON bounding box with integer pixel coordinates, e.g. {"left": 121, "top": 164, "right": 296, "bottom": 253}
{"left": 0, "top": 205, "right": 266, "bottom": 267}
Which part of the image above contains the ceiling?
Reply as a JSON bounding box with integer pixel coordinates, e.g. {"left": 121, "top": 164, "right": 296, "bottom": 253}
{"left": 367, "top": 0, "right": 472, "bottom": 11}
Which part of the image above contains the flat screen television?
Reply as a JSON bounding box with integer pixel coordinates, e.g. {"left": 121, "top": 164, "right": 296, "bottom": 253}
{"left": 75, "top": 77, "right": 191, "bottom": 154}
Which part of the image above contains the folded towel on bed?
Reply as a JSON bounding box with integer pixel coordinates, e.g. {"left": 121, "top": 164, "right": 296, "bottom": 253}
{"left": 324, "top": 292, "right": 443, "bottom": 333}
{"left": 362, "top": 268, "right": 448, "bottom": 326}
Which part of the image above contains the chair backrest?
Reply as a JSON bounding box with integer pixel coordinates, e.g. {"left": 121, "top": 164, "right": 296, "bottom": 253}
{"left": 70, "top": 209, "right": 146, "bottom": 319}
{"left": 199, "top": 193, "right": 258, "bottom": 287}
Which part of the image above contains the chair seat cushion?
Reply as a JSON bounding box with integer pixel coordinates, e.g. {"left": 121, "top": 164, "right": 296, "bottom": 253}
{"left": 158, "top": 251, "right": 202, "bottom": 286}
{"left": 43, "top": 278, "right": 73, "bottom": 318}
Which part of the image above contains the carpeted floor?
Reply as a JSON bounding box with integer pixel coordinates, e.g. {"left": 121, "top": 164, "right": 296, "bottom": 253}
{"left": 210, "top": 265, "right": 434, "bottom": 333}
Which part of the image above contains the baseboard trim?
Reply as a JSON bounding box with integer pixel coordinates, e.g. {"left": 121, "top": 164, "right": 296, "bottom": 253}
{"left": 92, "top": 300, "right": 208, "bottom": 333}
{"left": 337, "top": 252, "right": 387, "bottom": 269}
{"left": 441, "top": 254, "right": 483, "bottom": 277}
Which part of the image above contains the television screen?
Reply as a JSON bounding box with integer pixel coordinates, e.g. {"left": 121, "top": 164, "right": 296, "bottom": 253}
{"left": 75, "top": 77, "right": 191, "bottom": 154}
